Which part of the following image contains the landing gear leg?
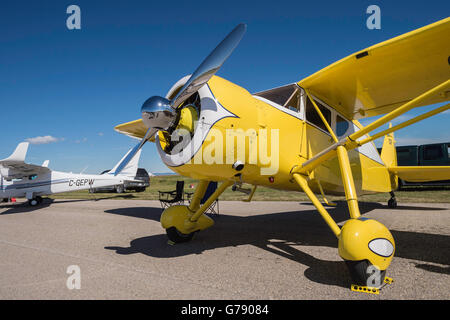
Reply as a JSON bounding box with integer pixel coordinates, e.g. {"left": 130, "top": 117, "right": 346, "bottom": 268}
{"left": 292, "top": 145, "right": 395, "bottom": 291}
{"left": 388, "top": 191, "right": 397, "bottom": 208}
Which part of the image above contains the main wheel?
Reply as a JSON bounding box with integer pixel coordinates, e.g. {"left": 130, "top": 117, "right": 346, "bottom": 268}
{"left": 28, "top": 198, "right": 39, "bottom": 206}
{"left": 115, "top": 185, "right": 124, "bottom": 194}
{"left": 388, "top": 197, "right": 397, "bottom": 208}
{"left": 166, "top": 227, "right": 195, "bottom": 244}
{"left": 345, "top": 260, "right": 386, "bottom": 287}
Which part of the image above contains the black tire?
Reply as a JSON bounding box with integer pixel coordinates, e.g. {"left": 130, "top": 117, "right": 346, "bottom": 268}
{"left": 166, "top": 227, "right": 195, "bottom": 244}
{"left": 2, "top": 198, "right": 8, "bottom": 203}
{"left": 116, "top": 185, "right": 124, "bottom": 194}
{"left": 388, "top": 198, "right": 397, "bottom": 209}
{"left": 28, "top": 198, "right": 39, "bottom": 206}
{"left": 36, "top": 196, "right": 43, "bottom": 204}
{"left": 345, "top": 260, "right": 386, "bottom": 287}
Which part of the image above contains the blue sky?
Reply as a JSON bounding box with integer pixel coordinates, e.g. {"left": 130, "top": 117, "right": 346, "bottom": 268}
{"left": 1, "top": 0, "right": 449, "bottom": 173}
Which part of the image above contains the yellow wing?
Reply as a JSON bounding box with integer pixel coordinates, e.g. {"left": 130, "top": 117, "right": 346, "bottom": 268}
{"left": 298, "top": 17, "right": 450, "bottom": 119}
{"left": 115, "top": 119, "right": 154, "bottom": 140}
{"left": 388, "top": 166, "right": 450, "bottom": 182}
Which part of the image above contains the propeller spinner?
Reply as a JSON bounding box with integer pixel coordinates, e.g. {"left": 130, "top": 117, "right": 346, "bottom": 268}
{"left": 114, "top": 23, "right": 247, "bottom": 175}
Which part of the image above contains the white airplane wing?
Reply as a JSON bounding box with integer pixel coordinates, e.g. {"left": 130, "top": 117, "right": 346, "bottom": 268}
{"left": 0, "top": 142, "right": 50, "bottom": 179}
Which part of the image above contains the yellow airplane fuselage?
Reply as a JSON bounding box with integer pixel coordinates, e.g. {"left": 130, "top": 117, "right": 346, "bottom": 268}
{"left": 112, "top": 18, "right": 450, "bottom": 287}
{"left": 157, "top": 76, "right": 395, "bottom": 196}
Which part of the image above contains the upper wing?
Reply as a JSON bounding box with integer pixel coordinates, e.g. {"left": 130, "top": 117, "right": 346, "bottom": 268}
{"left": 388, "top": 166, "right": 450, "bottom": 182}
{"left": 0, "top": 142, "right": 50, "bottom": 179}
{"left": 298, "top": 17, "right": 450, "bottom": 119}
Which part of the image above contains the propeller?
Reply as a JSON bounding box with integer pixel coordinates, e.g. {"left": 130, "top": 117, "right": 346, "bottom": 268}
{"left": 114, "top": 23, "right": 246, "bottom": 175}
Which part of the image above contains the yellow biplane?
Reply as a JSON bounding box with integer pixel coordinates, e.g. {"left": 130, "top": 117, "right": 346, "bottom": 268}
{"left": 114, "top": 18, "right": 450, "bottom": 288}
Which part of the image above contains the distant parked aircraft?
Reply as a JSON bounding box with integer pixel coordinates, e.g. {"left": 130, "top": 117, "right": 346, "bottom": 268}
{"left": 0, "top": 142, "right": 141, "bottom": 206}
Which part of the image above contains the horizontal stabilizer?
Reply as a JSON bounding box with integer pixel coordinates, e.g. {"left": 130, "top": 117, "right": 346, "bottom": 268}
{"left": 388, "top": 166, "right": 450, "bottom": 182}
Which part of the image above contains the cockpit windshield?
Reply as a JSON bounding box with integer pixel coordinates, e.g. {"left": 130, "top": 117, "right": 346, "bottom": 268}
{"left": 253, "top": 84, "right": 302, "bottom": 112}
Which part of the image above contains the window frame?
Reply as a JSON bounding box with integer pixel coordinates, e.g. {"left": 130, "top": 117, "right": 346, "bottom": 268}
{"left": 300, "top": 91, "right": 352, "bottom": 138}
{"left": 252, "top": 84, "right": 305, "bottom": 120}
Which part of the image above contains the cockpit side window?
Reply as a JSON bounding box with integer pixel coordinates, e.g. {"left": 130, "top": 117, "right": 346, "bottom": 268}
{"left": 283, "top": 88, "right": 302, "bottom": 112}
{"left": 305, "top": 96, "right": 331, "bottom": 132}
{"left": 254, "top": 84, "right": 301, "bottom": 112}
{"left": 336, "top": 115, "right": 350, "bottom": 137}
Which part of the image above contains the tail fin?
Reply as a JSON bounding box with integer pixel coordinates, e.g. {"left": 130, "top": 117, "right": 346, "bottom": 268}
{"left": 380, "top": 123, "right": 397, "bottom": 168}
{"left": 109, "top": 148, "right": 142, "bottom": 177}
{"left": 0, "top": 142, "right": 29, "bottom": 163}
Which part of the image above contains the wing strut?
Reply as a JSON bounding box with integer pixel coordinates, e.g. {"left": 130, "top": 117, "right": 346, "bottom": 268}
{"left": 293, "top": 79, "right": 450, "bottom": 223}
{"left": 348, "top": 79, "right": 450, "bottom": 142}
{"left": 294, "top": 79, "right": 450, "bottom": 175}
{"left": 305, "top": 89, "right": 339, "bottom": 143}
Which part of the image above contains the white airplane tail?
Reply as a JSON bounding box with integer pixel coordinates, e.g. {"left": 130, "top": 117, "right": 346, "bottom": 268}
{"left": 108, "top": 148, "right": 142, "bottom": 177}
{"left": 1, "top": 142, "right": 29, "bottom": 163}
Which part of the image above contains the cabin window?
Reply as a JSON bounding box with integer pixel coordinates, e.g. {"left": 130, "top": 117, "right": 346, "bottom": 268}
{"left": 336, "top": 115, "right": 350, "bottom": 137}
{"left": 253, "top": 84, "right": 301, "bottom": 112}
{"left": 284, "top": 89, "right": 302, "bottom": 112}
{"left": 423, "top": 145, "right": 443, "bottom": 160}
{"left": 305, "top": 96, "right": 331, "bottom": 132}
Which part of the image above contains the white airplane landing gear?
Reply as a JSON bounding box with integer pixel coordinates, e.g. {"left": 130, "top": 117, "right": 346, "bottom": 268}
{"left": 28, "top": 196, "right": 43, "bottom": 206}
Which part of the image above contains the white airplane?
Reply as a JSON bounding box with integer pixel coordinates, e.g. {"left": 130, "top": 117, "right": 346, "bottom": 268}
{"left": 0, "top": 142, "right": 142, "bottom": 206}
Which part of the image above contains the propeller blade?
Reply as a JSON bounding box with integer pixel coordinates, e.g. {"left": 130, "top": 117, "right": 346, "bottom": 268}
{"left": 113, "top": 128, "right": 157, "bottom": 176}
{"left": 171, "top": 23, "right": 246, "bottom": 109}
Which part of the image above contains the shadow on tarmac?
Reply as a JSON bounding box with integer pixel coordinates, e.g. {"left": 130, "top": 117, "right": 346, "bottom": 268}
{"left": 0, "top": 194, "right": 135, "bottom": 215}
{"left": 104, "top": 201, "right": 450, "bottom": 288}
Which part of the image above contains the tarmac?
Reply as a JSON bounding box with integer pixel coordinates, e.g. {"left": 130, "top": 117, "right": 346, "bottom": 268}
{"left": 0, "top": 198, "right": 449, "bottom": 299}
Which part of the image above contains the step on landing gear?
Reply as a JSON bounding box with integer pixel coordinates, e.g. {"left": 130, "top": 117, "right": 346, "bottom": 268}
{"left": 350, "top": 272, "right": 394, "bottom": 295}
